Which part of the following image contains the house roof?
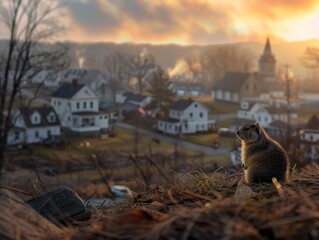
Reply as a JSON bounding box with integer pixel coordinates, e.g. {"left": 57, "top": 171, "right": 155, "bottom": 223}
{"left": 52, "top": 83, "right": 85, "bottom": 99}
{"left": 212, "top": 72, "right": 251, "bottom": 92}
{"left": 79, "top": 70, "right": 107, "bottom": 85}
{"left": 305, "top": 114, "right": 319, "bottom": 130}
{"left": 264, "top": 106, "right": 296, "bottom": 115}
{"left": 170, "top": 99, "right": 194, "bottom": 111}
{"left": 18, "top": 106, "right": 60, "bottom": 128}
{"left": 126, "top": 93, "right": 148, "bottom": 103}
{"left": 72, "top": 111, "right": 102, "bottom": 116}
{"left": 258, "top": 78, "right": 283, "bottom": 93}
{"left": 159, "top": 117, "right": 180, "bottom": 123}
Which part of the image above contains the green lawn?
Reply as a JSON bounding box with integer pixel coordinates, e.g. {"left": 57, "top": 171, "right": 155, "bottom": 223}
{"left": 32, "top": 128, "right": 219, "bottom": 165}
{"left": 218, "top": 117, "right": 237, "bottom": 128}
{"left": 184, "top": 132, "right": 236, "bottom": 148}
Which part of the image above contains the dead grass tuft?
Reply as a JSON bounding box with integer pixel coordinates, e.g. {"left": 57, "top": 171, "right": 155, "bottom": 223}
{"left": 61, "top": 164, "right": 319, "bottom": 239}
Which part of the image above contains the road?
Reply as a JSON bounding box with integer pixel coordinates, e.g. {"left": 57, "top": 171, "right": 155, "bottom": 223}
{"left": 117, "top": 122, "right": 231, "bottom": 156}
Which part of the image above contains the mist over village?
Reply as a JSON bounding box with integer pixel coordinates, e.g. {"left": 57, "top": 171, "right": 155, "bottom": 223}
{"left": 1, "top": 0, "right": 319, "bottom": 239}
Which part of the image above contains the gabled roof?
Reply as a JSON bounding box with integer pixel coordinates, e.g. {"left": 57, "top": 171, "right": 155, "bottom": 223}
{"left": 159, "top": 117, "right": 180, "bottom": 123}
{"left": 126, "top": 93, "right": 148, "bottom": 102}
{"left": 170, "top": 99, "right": 194, "bottom": 111}
{"left": 264, "top": 106, "right": 295, "bottom": 115}
{"left": 52, "top": 83, "right": 85, "bottom": 99}
{"left": 306, "top": 114, "right": 319, "bottom": 130}
{"left": 122, "top": 91, "right": 149, "bottom": 103}
{"left": 258, "top": 78, "right": 283, "bottom": 93}
{"left": 18, "top": 106, "right": 60, "bottom": 128}
{"left": 212, "top": 72, "right": 251, "bottom": 92}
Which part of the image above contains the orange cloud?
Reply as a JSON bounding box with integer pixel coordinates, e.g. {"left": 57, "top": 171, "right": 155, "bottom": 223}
{"left": 60, "top": 0, "right": 319, "bottom": 45}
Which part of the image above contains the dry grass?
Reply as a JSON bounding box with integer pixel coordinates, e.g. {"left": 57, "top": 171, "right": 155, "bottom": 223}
{"left": 59, "top": 164, "right": 319, "bottom": 240}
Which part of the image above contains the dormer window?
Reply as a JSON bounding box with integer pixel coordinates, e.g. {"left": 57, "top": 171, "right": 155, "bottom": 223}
{"left": 31, "top": 112, "right": 40, "bottom": 124}
{"left": 47, "top": 112, "right": 56, "bottom": 123}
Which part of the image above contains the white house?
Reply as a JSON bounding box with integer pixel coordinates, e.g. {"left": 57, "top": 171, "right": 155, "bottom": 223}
{"left": 7, "top": 106, "right": 61, "bottom": 145}
{"left": 299, "top": 114, "right": 319, "bottom": 162}
{"left": 31, "top": 70, "right": 61, "bottom": 87}
{"left": 64, "top": 68, "right": 114, "bottom": 103}
{"left": 157, "top": 99, "right": 216, "bottom": 135}
{"left": 51, "top": 82, "right": 109, "bottom": 133}
{"left": 236, "top": 100, "right": 297, "bottom": 127}
{"left": 298, "top": 89, "right": 319, "bottom": 102}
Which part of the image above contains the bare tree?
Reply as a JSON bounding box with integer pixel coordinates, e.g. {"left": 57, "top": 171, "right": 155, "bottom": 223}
{"left": 0, "top": 0, "right": 69, "bottom": 175}
{"left": 128, "top": 50, "right": 156, "bottom": 94}
{"left": 201, "top": 45, "right": 254, "bottom": 84}
{"left": 300, "top": 47, "right": 319, "bottom": 69}
{"left": 104, "top": 52, "right": 129, "bottom": 104}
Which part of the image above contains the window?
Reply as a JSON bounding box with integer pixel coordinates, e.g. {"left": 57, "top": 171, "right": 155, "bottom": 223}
{"left": 100, "top": 116, "right": 102, "bottom": 119}
{"left": 190, "top": 113, "right": 193, "bottom": 117}
{"left": 104, "top": 115, "right": 108, "bottom": 119}
{"left": 200, "top": 112, "right": 203, "bottom": 118}
{"left": 34, "top": 116, "right": 38, "bottom": 123}
{"left": 265, "top": 116, "right": 268, "bottom": 122}
{"left": 35, "top": 131, "right": 39, "bottom": 138}
{"left": 68, "top": 102, "right": 71, "bottom": 107}
{"left": 47, "top": 130, "right": 51, "bottom": 137}
{"left": 76, "top": 102, "right": 80, "bottom": 109}
{"left": 58, "top": 101, "right": 61, "bottom": 106}
{"left": 49, "top": 114, "right": 55, "bottom": 122}
{"left": 90, "top": 101, "right": 94, "bottom": 108}
{"left": 83, "top": 102, "right": 87, "bottom": 109}
{"left": 14, "top": 132, "right": 19, "bottom": 140}
{"left": 68, "top": 116, "right": 71, "bottom": 122}
{"left": 310, "top": 135, "right": 314, "bottom": 141}
{"left": 194, "top": 104, "right": 198, "bottom": 108}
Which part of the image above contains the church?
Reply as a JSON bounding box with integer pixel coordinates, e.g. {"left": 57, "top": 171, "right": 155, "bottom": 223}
{"left": 211, "top": 38, "right": 284, "bottom": 103}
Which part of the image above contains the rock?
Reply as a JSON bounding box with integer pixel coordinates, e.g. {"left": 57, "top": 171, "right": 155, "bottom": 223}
{"left": 0, "top": 189, "right": 62, "bottom": 240}
{"left": 27, "top": 187, "right": 91, "bottom": 224}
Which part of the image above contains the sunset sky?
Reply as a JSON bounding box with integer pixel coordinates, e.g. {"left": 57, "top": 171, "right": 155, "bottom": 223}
{"left": 1, "top": 0, "right": 319, "bottom": 45}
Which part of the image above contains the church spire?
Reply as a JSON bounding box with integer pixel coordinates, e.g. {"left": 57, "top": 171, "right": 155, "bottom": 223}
{"left": 258, "top": 38, "right": 276, "bottom": 78}
{"left": 263, "top": 38, "right": 272, "bottom": 56}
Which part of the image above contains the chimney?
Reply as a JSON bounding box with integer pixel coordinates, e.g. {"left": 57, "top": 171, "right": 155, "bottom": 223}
{"left": 72, "top": 79, "right": 78, "bottom": 86}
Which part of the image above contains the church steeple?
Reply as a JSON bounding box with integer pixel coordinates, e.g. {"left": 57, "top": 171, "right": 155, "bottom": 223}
{"left": 258, "top": 38, "right": 276, "bottom": 79}
{"left": 263, "top": 38, "right": 272, "bottom": 56}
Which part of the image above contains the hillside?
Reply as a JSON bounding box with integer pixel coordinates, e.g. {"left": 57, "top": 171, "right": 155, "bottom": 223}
{"left": 66, "top": 39, "right": 319, "bottom": 77}
{"left": 57, "top": 165, "right": 319, "bottom": 239}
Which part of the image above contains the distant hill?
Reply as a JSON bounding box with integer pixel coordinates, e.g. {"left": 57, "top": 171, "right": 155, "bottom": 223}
{"left": 66, "top": 39, "right": 319, "bottom": 77}
{"left": 1, "top": 39, "right": 319, "bottom": 77}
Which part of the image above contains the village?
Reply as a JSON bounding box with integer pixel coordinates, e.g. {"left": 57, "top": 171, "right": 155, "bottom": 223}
{"left": 3, "top": 1, "right": 319, "bottom": 239}
{"left": 3, "top": 38, "right": 319, "bottom": 179}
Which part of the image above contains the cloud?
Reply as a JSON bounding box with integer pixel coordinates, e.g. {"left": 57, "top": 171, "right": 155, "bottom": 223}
{"left": 60, "top": 0, "right": 319, "bottom": 44}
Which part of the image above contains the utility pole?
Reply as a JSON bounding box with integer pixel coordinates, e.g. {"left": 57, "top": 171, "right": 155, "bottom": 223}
{"left": 284, "top": 64, "right": 291, "bottom": 150}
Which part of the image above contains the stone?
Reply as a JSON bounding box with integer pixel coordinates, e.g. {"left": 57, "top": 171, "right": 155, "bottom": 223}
{"left": 0, "top": 189, "right": 62, "bottom": 240}
{"left": 27, "top": 187, "right": 91, "bottom": 224}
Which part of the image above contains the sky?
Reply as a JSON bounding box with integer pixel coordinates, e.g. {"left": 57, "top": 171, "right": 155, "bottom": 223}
{"left": 1, "top": 0, "right": 319, "bottom": 45}
{"left": 59, "top": 0, "right": 319, "bottom": 45}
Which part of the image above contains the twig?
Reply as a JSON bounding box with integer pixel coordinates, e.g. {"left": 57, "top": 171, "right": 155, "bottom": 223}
{"left": 146, "top": 156, "right": 170, "bottom": 183}
{"left": 92, "top": 154, "right": 114, "bottom": 198}
{"left": 129, "top": 154, "right": 150, "bottom": 186}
